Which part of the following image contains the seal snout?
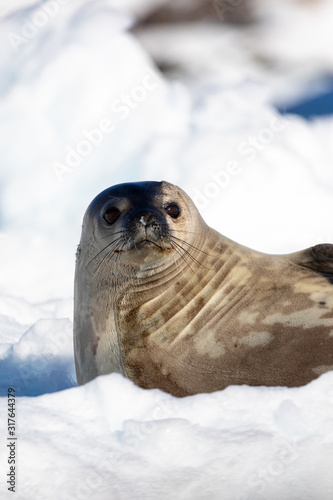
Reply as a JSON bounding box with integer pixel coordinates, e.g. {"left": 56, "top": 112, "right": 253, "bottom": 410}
{"left": 126, "top": 207, "right": 169, "bottom": 249}
{"left": 131, "top": 208, "right": 159, "bottom": 227}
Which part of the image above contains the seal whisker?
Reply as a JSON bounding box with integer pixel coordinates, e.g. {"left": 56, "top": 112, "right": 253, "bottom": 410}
{"left": 170, "top": 240, "right": 199, "bottom": 277}
{"left": 170, "top": 236, "right": 211, "bottom": 271}
{"left": 75, "top": 180, "right": 333, "bottom": 398}
{"left": 100, "top": 230, "right": 126, "bottom": 240}
{"left": 170, "top": 234, "right": 211, "bottom": 257}
{"left": 86, "top": 236, "right": 124, "bottom": 269}
{"left": 170, "top": 237, "right": 212, "bottom": 276}
{"left": 90, "top": 239, "right": 126, "bottom": 276}
{"left": 171, "top": 229, "right": 200, "bottom": 236}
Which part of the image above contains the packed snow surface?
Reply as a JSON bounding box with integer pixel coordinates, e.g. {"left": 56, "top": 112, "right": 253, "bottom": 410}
{"left": 1, "top": 1, "right": 333, "bottom": 498}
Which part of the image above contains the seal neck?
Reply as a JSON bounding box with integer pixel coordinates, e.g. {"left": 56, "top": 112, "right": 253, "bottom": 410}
{"left": 118, "top": 226, "right": 235, "bottom": 307}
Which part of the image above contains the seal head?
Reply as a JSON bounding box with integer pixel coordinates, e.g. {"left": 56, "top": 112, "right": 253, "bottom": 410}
{"left": 82, "top": 181, "right": 200, "bottom": 266}
{"left": 74, "top": 180, "right": 208, "bottom": 390}
{"left": 74, "top": 180, "right": 333, "bottom": 396}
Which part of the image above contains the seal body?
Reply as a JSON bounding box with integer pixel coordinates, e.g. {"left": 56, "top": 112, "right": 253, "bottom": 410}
{"left": 74, "top": 181, "right": 333, "bottom": 396}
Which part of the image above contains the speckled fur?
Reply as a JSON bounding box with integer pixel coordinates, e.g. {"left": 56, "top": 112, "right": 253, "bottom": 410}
{"left": 74, "top": 181, "right": 333, "bottom": 396}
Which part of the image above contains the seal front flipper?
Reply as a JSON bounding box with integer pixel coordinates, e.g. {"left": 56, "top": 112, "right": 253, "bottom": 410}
{"left": 298, "top": 244, "right": 333, "bottom": 284}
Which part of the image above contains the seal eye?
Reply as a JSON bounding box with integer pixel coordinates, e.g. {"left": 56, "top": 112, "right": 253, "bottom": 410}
{"left": 165, "top": 203, "right": 180, "bottom": 219}
{"left": 103, "top": 207, "right": 120, "bottom": 225}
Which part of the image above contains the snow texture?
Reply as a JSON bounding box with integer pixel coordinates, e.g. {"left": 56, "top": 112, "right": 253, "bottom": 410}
{"left": 1, "top": 0, "right": 333, "bottom": 498}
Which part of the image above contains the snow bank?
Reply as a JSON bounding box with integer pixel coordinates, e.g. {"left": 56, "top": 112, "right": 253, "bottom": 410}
{"left": 1, "top": 0, "right": 333, "bottom": 498}
{"left": 1, "top": 371, "right": 333, "bottom": 499}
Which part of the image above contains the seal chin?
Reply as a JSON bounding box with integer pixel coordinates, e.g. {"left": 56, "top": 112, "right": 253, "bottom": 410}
{"left": 117, "top": 235, "right": 172, "bottom": 269}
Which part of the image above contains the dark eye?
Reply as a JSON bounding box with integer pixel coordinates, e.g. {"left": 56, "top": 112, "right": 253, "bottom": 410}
{"left": 165, "top": 203, "right": 180, "bottom": 219}
{"left": 103, "top": 207, "right": 120, "bottom": 224}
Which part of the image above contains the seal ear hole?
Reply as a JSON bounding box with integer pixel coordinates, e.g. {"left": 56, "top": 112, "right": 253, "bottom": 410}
{"left": 103, "top": 207, "right": 121, "bottom": 225}
{"left": 165, "top": 203, "right": 180, "bottom": 219}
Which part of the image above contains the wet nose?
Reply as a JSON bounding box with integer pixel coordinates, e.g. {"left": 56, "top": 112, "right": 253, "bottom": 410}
{"left": 131, "top": 209, "right": 159, "bottom": 226}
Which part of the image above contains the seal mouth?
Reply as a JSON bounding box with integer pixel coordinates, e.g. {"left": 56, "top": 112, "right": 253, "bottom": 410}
{"left": 134, "top": 238, "right": 166, "bottom": 251}
{"left": 112, "top": 237, "right": 170, "bottom": 253}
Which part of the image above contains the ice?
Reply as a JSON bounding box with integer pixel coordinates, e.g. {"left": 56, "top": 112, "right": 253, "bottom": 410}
{"left": 1, "top": 0, "right": 333, "bottom": 498}
{"left": 2, "top": 372, "right": 333, "bottom": 499}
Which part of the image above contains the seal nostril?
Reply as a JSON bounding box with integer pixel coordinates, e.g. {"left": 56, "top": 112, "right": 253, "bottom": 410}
{"left": 131, "top": 209, "right": 159, "bottom": 226}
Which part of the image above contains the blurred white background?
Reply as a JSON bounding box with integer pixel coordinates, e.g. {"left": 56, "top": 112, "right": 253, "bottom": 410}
{"left": 1, "top": 0, "right": 333, "bottom": 302}
{"left": 1, "top": 3, "right": 333, "bottom": 498}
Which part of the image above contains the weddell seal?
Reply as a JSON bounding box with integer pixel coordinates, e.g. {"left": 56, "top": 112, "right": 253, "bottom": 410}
{"left": 74, "top": 181, "right": 333, "bottom": 396}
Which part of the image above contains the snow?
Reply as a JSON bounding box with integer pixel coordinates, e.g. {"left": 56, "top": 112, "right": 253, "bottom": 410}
{"left": 1, "top": 0, "right": 333, "bottom": 498}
